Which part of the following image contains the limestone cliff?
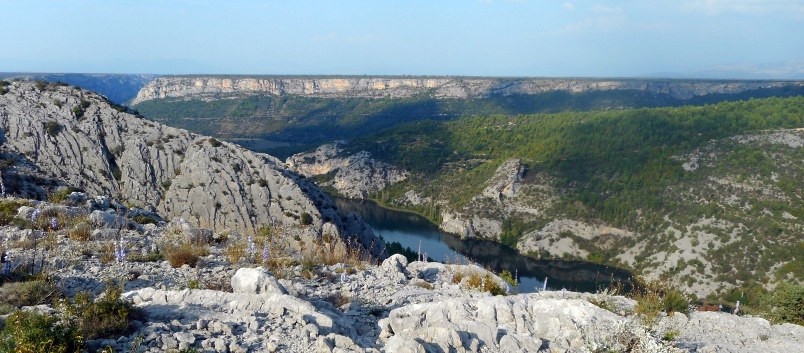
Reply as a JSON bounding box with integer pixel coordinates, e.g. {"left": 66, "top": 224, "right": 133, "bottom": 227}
{"left": 131, "top": 76, "right": 803, "bottom": 104}
{"left": 286, "top": 143, "right": 408, "bottom": 199}
{"left": 0, "top": 81, "right": 381, "bottom": 253}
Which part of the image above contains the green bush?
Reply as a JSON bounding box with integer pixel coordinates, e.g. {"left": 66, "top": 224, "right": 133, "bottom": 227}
{"left": 0, "top": 200, "right": 28, "bottom": 226}
{"left": 300, "top": 212, "right": 313, "bottom": 225}
{"left": 72, "top": 106, "right": 84, "bottom": 119}
{"left": 132, "top": 214, "right": 158, "bottom": 225}
{"left": 662, "top": 289, "right": 689, "bottom": 315}
{"left": 499, "top": 270, "right": 518, "bottom": 293}
{"left": 0, "top": 310, "right": 82, "bottom": 353}
{"left": 208, "top": 138, "right": 222, "bottom": 147}
{"left": 47, "top": 188, "right": 74, "bottom": 204}
{"left": 66, "top": 286, "right": 138, "bottom": 340}
{"left": 45, "top": 121, "right": 62, "bottom": 137}
{"left": 763, "top": 283, "right": 804, "bottom": 325}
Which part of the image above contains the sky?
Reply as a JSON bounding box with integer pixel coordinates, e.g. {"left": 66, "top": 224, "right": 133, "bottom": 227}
{"left": 1, "top": 0, "right": 803, "bottom": 78}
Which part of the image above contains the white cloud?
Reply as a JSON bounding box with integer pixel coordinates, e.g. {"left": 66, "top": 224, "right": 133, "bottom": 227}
{"left": 562, "top": 2, "right": 575, "bottom": 11}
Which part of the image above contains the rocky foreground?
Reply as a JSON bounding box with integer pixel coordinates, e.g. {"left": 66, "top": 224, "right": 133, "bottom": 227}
{"left": 1, "top": 199, "right": 802, "bottom": 353}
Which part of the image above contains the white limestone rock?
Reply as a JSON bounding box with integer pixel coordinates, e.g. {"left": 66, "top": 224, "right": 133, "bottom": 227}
{"left": 231, "top": 267, "right": 287, "bottom": 296}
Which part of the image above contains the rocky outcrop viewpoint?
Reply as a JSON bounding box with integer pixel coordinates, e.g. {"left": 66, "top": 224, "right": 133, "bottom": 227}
{"left": 0, "top": 81, "right": 380, "bottom": 253}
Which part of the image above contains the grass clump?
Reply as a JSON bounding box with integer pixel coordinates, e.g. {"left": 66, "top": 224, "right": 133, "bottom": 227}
{"left": 628, "top": 279, "right": 689, "bottom": 329}
{"left": 0, "top": 200, "right": 29, "bottom": 226}
{"left": 449, "top": 266, "right": 507, "bottom": 296}
{"left": 0, "top": 279, "right": 61, "bottom": 311}
{"left": 165, "top": 242, "right": 208, "bottom": 268}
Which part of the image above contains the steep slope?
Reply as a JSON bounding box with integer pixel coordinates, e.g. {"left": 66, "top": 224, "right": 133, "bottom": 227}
{"left": 290, "top": 98, "right": 804, "bottom": 298}
{"left": 0, "top": 80, "right": 380, "bottom": 253}
{"left": 130, "top": 76, "right": 804, "bottom": 149}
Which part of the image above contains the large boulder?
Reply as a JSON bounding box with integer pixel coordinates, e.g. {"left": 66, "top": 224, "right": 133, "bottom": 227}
{"left": 231, "top": 267, "right": 287, "bottom": 296}
{"left": 381, "top": 254, "right": 409, "bottom": 274}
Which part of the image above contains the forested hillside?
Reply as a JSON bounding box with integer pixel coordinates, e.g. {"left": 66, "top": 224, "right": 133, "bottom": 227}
{"left": 334, "top": 96, "right": 804, "bottom": 300}
{"left": 132, "top": 83, "right": 804, "bottom": 154}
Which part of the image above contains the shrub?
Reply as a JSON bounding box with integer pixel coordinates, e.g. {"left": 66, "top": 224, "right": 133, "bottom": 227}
{"left": 165, "top": 242, "right": 208, "bottom": 268}
{"left": 66, "top": 286, "right": 138, "bottom": 340}
{"left": 662, "top": 289, "right": 689, "bottom": 316}
{"left": 132, "top": 214, "right": 158, "bottom": 225}
{"left": 45, "top": 121, "right": 62, "bottom": 137}
{"left": 47, "top": 188, "right": 73, "bottom": 204}
{"left": 0, "top": 280, "right": 61, "bottom": 308}
{"left": 460, "top": 271, "right": 507, "bottom": 295}
{"left": 53, "top": 99, "right": 62, "bottom": 108}
{"left": 300, "top": 212, "right": 313, "bottom": 225}
{"left": 499, "top": 270, "right": 518, "bottom": 293}
{"left": 0, "top": 310, "right": 82, "bottom": 353}
{"left": 0, "top": 200, "right": 28, "bottom": 226}
{"left": 763, "top": 283, "right": 804, "bottom": 325}
{"left": 72, "top": 106, "right": 84, "bottom": 119}
{"left": 68, "top": 222, "right": 92, "bottom": 241}
{"left": 208, "top": 138, "right": 222, "bottom": 147}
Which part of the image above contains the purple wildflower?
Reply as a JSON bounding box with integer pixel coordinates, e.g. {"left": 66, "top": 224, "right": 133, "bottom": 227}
{"left": 2, "top": 250, "right": 12, "bottom": 274}
{"left": 31, "top": 208, "right": 41, "bottom": 222}
{"left": 50, "top": 217, "right": 58, "bottom": 230}
{"left": 115, "top": 239, "right": 127, "bottom": 263}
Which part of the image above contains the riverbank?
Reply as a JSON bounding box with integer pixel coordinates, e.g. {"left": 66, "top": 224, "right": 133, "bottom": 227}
{"left": 332, "top": 195, "right": 635, "bottom": 293}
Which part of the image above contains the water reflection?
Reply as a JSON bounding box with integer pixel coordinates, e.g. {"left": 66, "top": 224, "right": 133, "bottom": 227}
{"left": 332, "top": 196, "right": 632, "bottom": 293}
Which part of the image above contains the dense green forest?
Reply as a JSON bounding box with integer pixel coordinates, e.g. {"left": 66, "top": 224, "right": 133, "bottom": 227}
{"left": 133, "top": 84, "right": 804, "bottom": 153}
{"left": 336, "top": 96, "right": 804, "bottom": 300}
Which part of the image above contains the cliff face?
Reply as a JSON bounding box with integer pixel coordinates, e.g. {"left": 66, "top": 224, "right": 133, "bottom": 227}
{"left": 286, "top": 143, "right": 408, "bottom": 199}
{"left": 131, "top": 76, "right": 803, "bottom": 104}
{"left": 0, "top": 81, "right": 380, "bottom": 252}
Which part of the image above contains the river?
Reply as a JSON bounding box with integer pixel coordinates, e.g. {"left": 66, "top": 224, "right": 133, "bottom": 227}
{"left": 332, "top": 196, "right": 633, "bottom": 293}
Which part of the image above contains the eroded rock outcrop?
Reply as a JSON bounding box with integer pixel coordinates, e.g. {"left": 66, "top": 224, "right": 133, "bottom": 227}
{"left": 0, "top": 81, "right": 378, "bottom": 250}
{"left": 287, "top": 143, "right": 408, "bottom": 199}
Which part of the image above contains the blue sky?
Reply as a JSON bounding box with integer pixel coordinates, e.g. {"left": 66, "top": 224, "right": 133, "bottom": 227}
{"left": 1, "top": 0, "right": 803, "bottom": 77}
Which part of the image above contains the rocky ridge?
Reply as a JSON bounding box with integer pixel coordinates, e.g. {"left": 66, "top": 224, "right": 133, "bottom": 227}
{"left": 130, "top": 76, "right": 803, "bottom": 105}
{"left": 2, "top": 212, "right": 804, "bottom": 352}
{"left": 286, "top": 143, "right": 409, "bottom": 199}
{"left": 1, "top": 214, "right": 802, "bottom": 353}
{"left": 0, "top": 81, "right": 381, "bottom": 253}
{"left": 0, "top": 73, "right": 158, "bottom": 104}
